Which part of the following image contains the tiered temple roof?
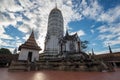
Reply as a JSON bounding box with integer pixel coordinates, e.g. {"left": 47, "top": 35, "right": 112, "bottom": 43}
{"left": 18, "top": 31, "right": 41, "bottom": 51}
{"left": 63, "top": 31, "right": 79, "bottom": 41}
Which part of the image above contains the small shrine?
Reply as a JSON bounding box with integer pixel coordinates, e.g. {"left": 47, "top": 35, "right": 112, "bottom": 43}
{"left": 18, "top": 30, "right": 41, "bottom": 62}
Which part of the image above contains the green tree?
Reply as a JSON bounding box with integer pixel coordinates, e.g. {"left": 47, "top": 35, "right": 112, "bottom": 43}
{"left": 81, "top": 40, "right": 89, "bottom": 50}
{"left": 0, "top": 48, "right": 12, "bottom": 54}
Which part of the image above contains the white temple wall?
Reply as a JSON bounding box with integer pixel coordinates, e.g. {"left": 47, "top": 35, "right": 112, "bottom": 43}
{"left": 66, "top": 41, "right": 70, "bottom": 51}
{"left": 75, "top": 42, "right": 78, "bottom": 52}
{"left": 65, "top": 41, "right": 80, "bottom": 52}
{"left": 62, "top": 44, "right": 66, "bottom": 52}
{"left": 46, "top": 35, "right": 59, "bottom": 54}
{"left": 18, "top": 49, "right": 39, "bottom": 62}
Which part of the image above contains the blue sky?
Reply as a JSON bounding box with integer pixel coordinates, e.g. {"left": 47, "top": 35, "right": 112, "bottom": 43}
{"left": 0, "top": 0, "right": 120, "bottom": 54}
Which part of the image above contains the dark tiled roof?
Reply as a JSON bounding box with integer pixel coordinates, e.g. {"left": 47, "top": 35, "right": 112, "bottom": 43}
{"left": 63, "top": 31, "right": 78, "bottom": 41}
{"left": 18, "top": 31, "right": 41, "bottom": 51}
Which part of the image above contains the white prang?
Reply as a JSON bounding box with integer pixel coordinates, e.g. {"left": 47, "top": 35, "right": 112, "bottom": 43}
{"left": 44, "top": 8, "right": 64, "bottom": 55}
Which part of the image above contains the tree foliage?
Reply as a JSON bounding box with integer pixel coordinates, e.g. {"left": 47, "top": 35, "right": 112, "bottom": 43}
{"left": 81, "top": 40, "right": 89, "bottom": 50}
{"left": 0, "top": 48, "right": 12, "bottom": 54}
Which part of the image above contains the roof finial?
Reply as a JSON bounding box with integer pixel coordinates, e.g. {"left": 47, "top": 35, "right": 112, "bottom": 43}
{"left": 30, "top": 27, "right": 35, "bottom": 38}
{"left": 108, "top": 43, "right": 112, "bottom": 53}
{"left": 55, "top": 0, "right": 57, "bottom": 8}
{"left": 65, "top": 27, "right": 69, "bottom": 36}
{"left": 31, "top": 27, "right": 34, "bottom": 33}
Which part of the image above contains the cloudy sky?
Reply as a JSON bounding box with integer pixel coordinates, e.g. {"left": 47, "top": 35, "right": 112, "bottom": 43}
{"left": 0, "top": 0, "right": 120, "bottom": 54}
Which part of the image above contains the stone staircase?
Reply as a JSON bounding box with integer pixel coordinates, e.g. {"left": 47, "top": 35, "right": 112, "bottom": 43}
{"left": 100, "top": 61, "right": 115, "bottom": 72}
{"left": 100, "top": 61, "right": 108, "bottom": 69}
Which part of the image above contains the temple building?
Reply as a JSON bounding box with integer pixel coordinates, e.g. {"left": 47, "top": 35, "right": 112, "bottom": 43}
{"left": 18, "top": 30, "right": 41, "bottom": 62}
{"left": 8, "top": 6, "right": 116, "bottom": 72}
{"left": 60, "top": 31, "right": 81, "bottom": 53}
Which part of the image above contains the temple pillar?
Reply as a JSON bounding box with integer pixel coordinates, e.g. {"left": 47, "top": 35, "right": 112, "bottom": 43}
{"left": 78, "top": 42, "right": 80, "bottom": 52}
{"left": 60, "top": 43, "right": 63, "bottom": 52}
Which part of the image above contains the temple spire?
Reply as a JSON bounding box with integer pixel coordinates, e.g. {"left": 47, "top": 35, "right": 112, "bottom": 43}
{"left": 29, "top": 29, "right": 35, "bottom": 40}
{"left": 65, "top": 27, "right": 69, "bottom": 36}
{"left": 92, "top": 48, "right": 95, "bottom": 55}
{"left": 108, "top": 44, "right": 112, "bottom": 53}
{"left": 65, "top": 29, "right": 69, "bottom": 36}
{"left": 13, "top": 47, "right": 17, "bottom": 54}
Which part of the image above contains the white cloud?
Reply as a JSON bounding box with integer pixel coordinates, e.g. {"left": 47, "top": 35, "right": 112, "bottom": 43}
{"left": 1, "top": 41, "right": 11, "bottom": 47}
{"left": 74, "top": 0, "right": 120, "bottom": 24}
{"left": 91, "top": 25, "right": 95, "bottom": 28}
{"left": 97, "top": 23, "right": 120, "bottom": 47}
{"left": 98, "top": 34, "right": 116, "bottom": 40}
{"left": 77, "top": 30, "right": 85, "bottom": 37}
{"left": 91, "top": 29, "right": 94, "bottom": 34}
{"left": 70, "top": 30, "right": 85, "bottom": 37}
{"left": 18, "top": 24, "right": 31, "bottom": 33}
{"left": 91, "top": 43, "right": 96, "bottom": 46}
{"left": 104, "top": 39, "right": 120, "bottom": 46}
{"left": 98, "top": 6, "right": 120, "bottom": 23}
{"left": 82, "top": 0, "right": 102, "bottom": 20}
{"left": 74, "top": 0, "right": 103, "bottom": 21}
{"left": 0, "top": 0, "right": 23, "bottom": 12}
{"left": 0, "top": 12, "right": 17, "bottom": 26}
{"left": 7, "top": 47, "right": 15, "bottom": 53}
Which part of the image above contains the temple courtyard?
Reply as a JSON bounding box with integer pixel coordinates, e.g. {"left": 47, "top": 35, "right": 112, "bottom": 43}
{"left": 0, "top": 68, "right": 120, "bottom": 80}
